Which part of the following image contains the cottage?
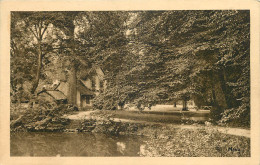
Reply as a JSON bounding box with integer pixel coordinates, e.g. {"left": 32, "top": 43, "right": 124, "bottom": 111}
{"left": 76, "top": 80, "right": 95, "bottom": 108}
{"left": 51, "top": 67, "right": 106, "bottom": 109}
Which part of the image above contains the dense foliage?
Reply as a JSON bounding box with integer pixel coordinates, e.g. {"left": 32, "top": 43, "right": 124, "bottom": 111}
{"left": 11, "top": 11, "right": 250, "bottom": 126}
{"left": 94, "top": 11, "right": 250, "bottom": 126}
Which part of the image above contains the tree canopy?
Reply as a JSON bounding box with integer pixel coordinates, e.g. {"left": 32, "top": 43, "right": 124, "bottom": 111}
{"left": 11, "top": 10, "right": 250, "bottom": 126}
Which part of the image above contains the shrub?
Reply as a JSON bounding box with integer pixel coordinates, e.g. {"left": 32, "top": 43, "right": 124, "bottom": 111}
{"left": 219, "top": 105, "right": 250, "bottom": 128}
{"left": 10, "top": 101, "right": 73, "bottom": 132}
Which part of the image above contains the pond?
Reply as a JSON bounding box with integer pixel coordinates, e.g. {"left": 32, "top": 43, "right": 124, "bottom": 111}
{"left": 11, "top": 132, "right": 147, "bottom": 157}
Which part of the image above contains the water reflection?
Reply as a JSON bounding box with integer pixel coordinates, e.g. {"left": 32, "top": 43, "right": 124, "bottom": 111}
{"left": 11, "top": 132, "right": 146, "bottom": 157}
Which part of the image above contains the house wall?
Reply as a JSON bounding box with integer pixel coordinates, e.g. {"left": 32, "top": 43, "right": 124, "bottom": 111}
{"left": 82, "top": 96, "right": 93, "bottom": 107}
{"left": 95, "top": 76, "right": 100, "bottom": 91}
{"left": 80, "top": 68, "right": 106, "bottom": 92}
{"left": 76, "top": 90, "right": 81, "bottom": 107}
{"left": 77, "top": 89, "right": 94, "bottom": 108}
{"left": 81, "top": 75, "right": 105, "bottom": 93}
{"left": 95, "top": 76, "right": 100, "bottom": 96}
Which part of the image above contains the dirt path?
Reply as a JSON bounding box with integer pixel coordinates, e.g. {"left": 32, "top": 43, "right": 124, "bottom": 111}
{"left": 63, "top": 111, "right": 250, "bottom": 138}
{"left": 112, "top": 118, "right": 250, "bottom": 138}
{"left": 212, "top": 126, "right": 250, "bottom": 138}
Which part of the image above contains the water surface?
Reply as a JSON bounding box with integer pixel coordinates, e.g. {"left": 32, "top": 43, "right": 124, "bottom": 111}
{"left": 11, "top": 132, "right": 146, "bottom": 157}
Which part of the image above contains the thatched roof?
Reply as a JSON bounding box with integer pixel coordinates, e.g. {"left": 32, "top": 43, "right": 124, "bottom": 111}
{"left": 45, "top": 90, "right": 67, "bottom": 100}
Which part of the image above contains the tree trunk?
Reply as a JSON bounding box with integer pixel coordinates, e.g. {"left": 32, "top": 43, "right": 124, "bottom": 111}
{"left": 218, "top": 69, "right": 230, "bottom": 108}
{"left": 67, "top": 64, "right": 77, "bottom": 105}
{"left": 209, "top": 71, "right": 219, "bottom": 109}
{"left": 31, "top": 42, "right": 42, "bottom": 94}
{"left": 182, "top": 100, "right": 188, "bottom": 111}
{"left": 211, "top": 85, "right": 217, "bottom": 107}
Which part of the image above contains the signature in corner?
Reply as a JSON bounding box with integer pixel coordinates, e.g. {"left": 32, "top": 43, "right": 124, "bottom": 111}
{"left": 227, "top": 147, "right": 241, "bottom": 152}
{"left": 215, "top": 146, "right": 241, "bottom": 152}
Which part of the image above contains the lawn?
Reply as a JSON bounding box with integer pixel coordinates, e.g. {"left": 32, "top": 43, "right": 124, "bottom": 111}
{"left": 93, "top": 109, "right": 210, "bottom": 124}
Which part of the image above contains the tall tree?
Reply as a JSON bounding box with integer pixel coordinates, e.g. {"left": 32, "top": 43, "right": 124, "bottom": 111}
{"left": 52, "top": 11, "right": 129, "bottom": 105}
{"left": 11, "top": 12, "right": 57, "bottom": 100}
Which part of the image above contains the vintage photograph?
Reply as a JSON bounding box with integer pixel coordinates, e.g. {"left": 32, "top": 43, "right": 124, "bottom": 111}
{"left": 10, "top": 10, "right": 250, "bottom": 157}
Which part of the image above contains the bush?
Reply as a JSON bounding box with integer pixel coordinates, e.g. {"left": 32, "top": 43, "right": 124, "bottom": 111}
{"left": 92, "top": 93, "right": 118, "bottom": 110}
{"left": 219, "top": 105, "right": 250, "bottom": 128}
{"left": 10, "top": 101, "right": 73, "bottom": 132}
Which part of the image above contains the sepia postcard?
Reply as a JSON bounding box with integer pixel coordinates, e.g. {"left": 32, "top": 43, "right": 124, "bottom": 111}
{"left": 0, "top": 0, "right": 260, "bottom": 165}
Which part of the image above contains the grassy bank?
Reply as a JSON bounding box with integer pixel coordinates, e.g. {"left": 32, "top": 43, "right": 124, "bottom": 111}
{"left": 139, "top": 125, "right": 250, "bottom": 157}
{"left": 70, "top": 117, "right": 250, "bottom": 157}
